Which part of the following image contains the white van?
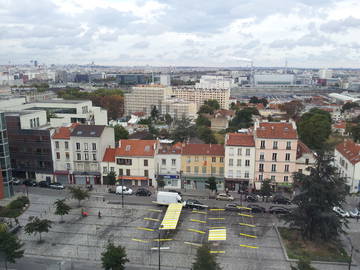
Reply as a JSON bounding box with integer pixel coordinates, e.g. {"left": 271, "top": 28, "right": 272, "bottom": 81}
{"left": 155, "top": 191, "right": 182, "bottom": 205}
{"left": 115, "top": 186, "right": 133, "bottom": 195}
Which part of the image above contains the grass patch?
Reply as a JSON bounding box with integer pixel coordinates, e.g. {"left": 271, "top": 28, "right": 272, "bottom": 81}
{"left": 0, "top": 196, "right": 29, "bottom": 218}
{"left": 279, "top": 227, "right": 349, "bottom": 263}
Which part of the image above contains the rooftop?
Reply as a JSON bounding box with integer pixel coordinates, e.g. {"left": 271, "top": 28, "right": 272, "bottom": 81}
{"left": 296, "top": 141, "right": 313, "bottom": 159}
{"left": 226, "top": 133, "right": 255, "bottom": 147}
{"left": 52, "top": 123, "right": 79, "bottom": 140}
{"left": 103, "top": 147, "right": 116, "bottom": 162}
{"left": 182, "top": 143, "right": 224, "bottom": 156}
{"left": 30, "top": 99, "right": 90, "bottom": 104}
{"left": 256, "top": 122, "right": 297, "bottom": 139}
{"left": 336, "top": 139, "right": 360, "bottom": 165}
{"left": 157, "top": 142, "right": 182, "bottom": 155}
{"left": 116, "top": 139, "right": 157, "bottom": 157}
{"left": 71, "top": 125, "right": 106, "bottom": 137}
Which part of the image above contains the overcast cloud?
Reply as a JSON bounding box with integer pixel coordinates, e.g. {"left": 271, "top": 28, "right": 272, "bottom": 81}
{"left": 0, "top": 0, "right": 359, "bottom": 67}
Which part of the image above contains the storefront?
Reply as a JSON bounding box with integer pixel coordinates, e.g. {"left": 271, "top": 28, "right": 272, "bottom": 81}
{"left": 225, "top": 178, "right": 249, "bottom": 192}
{"left": 117, "top": 176, "right": 150, "bottom": 187}
{"left": 182, "top": 176, "right": 224, "bottom": 191}
{"left": 158, "top": 175, "right": 181, "bottom": 189}
{"left": 73, "top": 172, "right": 101, "bottom": 185}
{"left": 54, "top": 171, "right": 70, "bottom": 185}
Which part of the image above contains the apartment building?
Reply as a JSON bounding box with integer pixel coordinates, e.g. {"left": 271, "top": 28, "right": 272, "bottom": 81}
{"left": 172, "top": 87, "right": 230, "bottom": 110}
{"left": 101, "top": 140, "right": 157, "bottom": 187}
{"left": 224, "top": 133, "right": 255, "bottom": 192}
{"left": 296, "top": 141, "right": 316, "bottom": 176}
{"left": 161, "top": 98, "right": 197, "bottom": 119}
{"left": 155, "top": 143, "right": 182, "bottom": 189}
{"left": 181, "top": 143, "right": 225, "bottom": 190}
{"left": 71, "top": 125, "right": 114, "bottom": 185}
{"left": 0, "top": 112, "right": 13, "bottom": 198}
{"left": 195, "top": 75, "right": 234, "bottom": 89}
{"left": 335, "top": 140, "right": 360, "bottom": 193}
{"left": 254, "top": 120, "right": 298, "bottom": 190}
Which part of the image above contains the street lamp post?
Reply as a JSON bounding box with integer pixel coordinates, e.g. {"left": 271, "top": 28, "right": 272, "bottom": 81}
{"left": 121, "top": 177, "right": 124, "bottom": 208}
{"left": 347, "top": 237, "right": 354, "bottom": 270}
{"left": 158, "top": 225, "right": 163, "bottom": 270}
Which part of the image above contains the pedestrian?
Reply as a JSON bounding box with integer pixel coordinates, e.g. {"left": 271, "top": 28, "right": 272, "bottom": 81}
{"left": 98, "top": 211, "right": 101, "bottom": 218}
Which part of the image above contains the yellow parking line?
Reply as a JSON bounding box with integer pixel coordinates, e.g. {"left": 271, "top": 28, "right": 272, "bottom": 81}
{"left": 237, "top": 206, "right": 252, "bottom": 210}
{"left": 187, "top": 228, "right": 206, "bottom": 234}
{"left": 238, "top": 213, "right": 254, "bottom": 218}
{"left": 239, "top": 223, "right": 256, "bottom": 228}
{"left": 144, "top": 218, "right": 160, "bottom": 222}
{"left": 210, "top": 226, "right": 226, "bottom": 229}
{"left": 132, "top": 238, "right": 149, "bottom": 243}
{"left": 208, "top": 218, "right": 225, "bottom": 220}
{"left": 137, "top": 227, "right": 155, "bottom": 232}
{"left": 147, "top": 209, "right": 162, "bottom": 212}
{"left": 240, "top": 244, "right": 258, "bottom": 249}
{"left": 210, "top": 251, "right": 225, "bottom": 254}
{"left": 190, "top": 219, "right": 207, "bottom": 224}
{"left": 184, "top": 241, "right": 202, "bottom": 247}
{"left": 192, "top": 210, "right": 207, "bottom": 214}
{"left": 240, "top": 233, "right": 257, "bottom": 238}
{"left": 209, "top": 208, "right": 225, "bottom": 211}
{"left": 153, "top": 239, "right": 173, "bottom": 242}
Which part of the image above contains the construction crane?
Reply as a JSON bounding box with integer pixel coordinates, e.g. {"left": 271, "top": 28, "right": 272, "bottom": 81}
{"left": 233, "top": 57, "right": 255, "bottom": 87}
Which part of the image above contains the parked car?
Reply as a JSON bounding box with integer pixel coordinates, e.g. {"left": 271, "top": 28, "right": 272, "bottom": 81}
{"left": 333, "top": 207, "right": 350, "bottom": 218}
{"left": 135, "top": 188, "right": 152, "bottom": 196}
{"left": 269, "top": 206, "right": 290, "bottom": 215}
{"left": 115, "top": 186, "right": 133, "bottom": 195}
{"left": 23, "top": 179, "right": 37, "bottom": 187}
{"left": 225, "top": 203, "right": 251, "bottom": 212}
{"left": 216, "top": 193, "right": 234, "bottom": 201}
{"left": 272, "top": 195, "right": 292, "bottom": 205}
{"left": 245, "top": 194, "right": 258, "bottom": 202}
{"left": 185, "top": 199, "right": 208, "bottom": 209}
{"left": 349, "top": 208, "right": 360, "bottom": 218}
{"left": 38, "top": 181, "right": 50, "bottom": 188}
{"left": 49, "top": 182, "right": 65, "bottom": 190}
{"left": 167, "top": 189, "right": 182, "bottom": 195}
{"left": 12, "top": 178, "right": 21, "bottom": 185}
{"left": 247, "top": 204, "right": 266, "bottom": 213}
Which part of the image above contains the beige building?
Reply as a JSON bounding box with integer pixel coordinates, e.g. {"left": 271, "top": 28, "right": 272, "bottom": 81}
{"left": 162, "top": 98, "right": 197, "bottom": 119}
{"left": 296, "top": 141, "right": 316, "bottom": 176}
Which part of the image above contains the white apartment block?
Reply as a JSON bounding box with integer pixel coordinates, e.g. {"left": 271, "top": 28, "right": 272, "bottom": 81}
{"left": 224, "top": 133, "right": 256, "bottom": 191}
{"left": 335, "top": 140, "right": 360, "bottom": 193}
{"left": 195, "top": 75, "right": 234, "bottom": 89}
{"left": 162, "top": 98, "right": 197, "bottom": 119}
{"left": 295, "top": 141, "right": 316, "bottom": 176}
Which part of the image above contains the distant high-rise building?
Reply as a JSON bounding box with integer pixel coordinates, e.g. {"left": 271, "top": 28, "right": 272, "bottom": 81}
{"left": 34, "top": 60, "right": 38, "bottom": 67}
{"left": 195, "top": 75, "right": 234, "bottom": 89}
{"left": 318, "top": 69, "right": 333, "bottom": 79}
{"left": 160, "top": 74, "right": 171, "bottom": 86}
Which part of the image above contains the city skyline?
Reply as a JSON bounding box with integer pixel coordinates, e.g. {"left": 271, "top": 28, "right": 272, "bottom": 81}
{"left": 0, "top": 0, "right": 360, "bottom": 68}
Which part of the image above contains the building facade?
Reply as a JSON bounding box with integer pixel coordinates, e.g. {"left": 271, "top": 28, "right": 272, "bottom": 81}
{"left": 296, "top": 141, "right": 316, "bottom": 176}
{"left": 0, "top": 112, "right": 13, "bottom": 198}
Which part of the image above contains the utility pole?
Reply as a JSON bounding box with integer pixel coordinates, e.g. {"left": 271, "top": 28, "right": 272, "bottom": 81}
{"left": 158, "top": 225, "right": 163, "bottom": 270}
{"left": 121, "top": 177, "right": 124, "bottom": 208}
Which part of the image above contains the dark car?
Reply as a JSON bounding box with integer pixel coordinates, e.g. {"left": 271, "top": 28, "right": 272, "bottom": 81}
{"left": 269, "top": 206, "right": 290, "bottom": 215}
{"left": 167, "top": 189, "right": 182, "bottom": 195}
{"left": 23, "top": 179, "right": 37, "bottom": 187}
{"left": 247, "top": 204, "right": 266, "bottom": 213}
{"left": 225, "top": 203, "right": 251, "bottom": 212}
{"left": 185, "top": 199, "right": 208, "bottom": 209}
{"left": 272, "top": 195, "right": 291, "bottom": 205}
{"left": 38, "top": 181, "right": 50, "bottom": 188}
{"left": 135, "top": 188, "right": 152, "bottom": 196}
{"left": 245, "top": 194, "right": 258, "bottom": 202}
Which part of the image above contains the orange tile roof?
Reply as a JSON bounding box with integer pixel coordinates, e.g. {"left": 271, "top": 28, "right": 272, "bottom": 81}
{"left": 52, "top": 123, "right": 79, "bottom": 139}
{"left": 182, "top": 143, "right": 224, "bottom": 156}
{"left": 333, "top": 121, "right": 346, "bottom": 129}
{"left": 103, "top": 148, "right": 116, "bottom": 162}
{"left": 296, "top": 141, "right": 312, "bottom": 159}
{"left": 336, "top": 140, "right": 360, "bottom": 165}
{"left": 256, "top": 122, "right": 297, "bottom": 139}
{"left": 158, "top": 143, "right": 182, "bottom": 155}
{"left": 116, "top": 140, "right": 157, "bottom": 157}
{"left": 226, "top": 133, "right": 255, "bottom": 147}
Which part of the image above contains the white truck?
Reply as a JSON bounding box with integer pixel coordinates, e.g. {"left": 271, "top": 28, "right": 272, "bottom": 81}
{"left": 154, "top": 191, "right": 183, "bottom": 205}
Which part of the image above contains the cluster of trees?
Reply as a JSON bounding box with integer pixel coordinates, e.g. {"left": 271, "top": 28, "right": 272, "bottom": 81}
{"left": 57, "top": 88, "right": 124, "bottom": 120}
{"left": 198, "top": 100, "right": 220, "bottom": 115}
{"left": 341, "top": 102, "right": 359, "bottom": 113}
{"left": 279, "top": 100, "right": 304, "bottom": 120}
{"left": 249, "top": 96, "right": 268, "bottom": 107}
{"left": 228, "top": 107, "right": 259, "bottom": 131}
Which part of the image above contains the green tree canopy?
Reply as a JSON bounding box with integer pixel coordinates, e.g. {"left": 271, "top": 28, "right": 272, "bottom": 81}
{"left": 260, "top": 179, "right": 272, "bottom": 197}
{"left": 101, "top": 241, "right": 129, "bottom": 270}
{"left": 54, "top": 199, "right": 71, "bottom": 222}
{"left": 0, "top": 231, "right": 24, "bottom": 270}
{"left": 198, "top": 104, "right": 215, "bottom": 115}
{"left": 348, "top": 123, "right": 360, "bottom": 143}
{"left": 206, "top": 177, "right": 217, "bottom": 192}
{"left": 106, "top": 171, "right": 117, "bottom": 186}
{"left": 68, "top": 186, "right": 90, "bottom": 206}
{"left": 196, "top": 126, "right": 217, "bottom": 144}
{"left": 341, "top": 102, "right": 360, "bottom": 113}
{"left": 196, "top": 115, "right": 211, "bottom": 127}
{"left": 164, "top": 113, "right": 173, "bottom": 126}
{"left": 283, "top": 153, "right": 348, "bottom": 241}
{"left": 249, "top": 96, "right": 268, "bottom": 107}
{"left": 157, "top": 179, "right": 165, "bottom": 189}
{"left": 114, "top": 125, "right": 129, "bottom": 142}
{"left": 229, "top": 107, "right": 259, "bottom": 130}
{"left": 204, "top": 100, "right": 220, "bottom": 110}
{"left": 171, "top": 117, "right": 196, "bottom": 142}
{"left": 24, "top": 216, "right": 52, "bottom": 242}
{"left": 279, "top": 100, "right": 304, "bottom": 119}
{"left": 151, "top": 106, "right": 159, "bottom": 120}
{"left": 192, "top": 244, "right": 221, "bottom": 270}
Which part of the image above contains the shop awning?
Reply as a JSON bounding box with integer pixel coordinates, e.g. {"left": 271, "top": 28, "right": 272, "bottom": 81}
{"left": 117, "top": 176, "right": 149, "bottom": 181}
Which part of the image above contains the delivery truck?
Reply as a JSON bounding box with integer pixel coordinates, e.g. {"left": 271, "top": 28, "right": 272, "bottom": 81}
{"left": 154, "top": 191, "right": 183, "bottom": 205}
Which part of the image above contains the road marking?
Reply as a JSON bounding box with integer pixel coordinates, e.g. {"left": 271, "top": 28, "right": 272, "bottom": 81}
{"left": 210, "top": 251, "right": 225, "bottom": 254}
{"left": 147, "top": 209, "right": 162, "bottom": 212}
{"left": 144, "top": 218, "right": 160, "bottom": 222}
{"left": 184, "top": 241, "right": 202, "bottom": 247}
{"left": 153, "top": 238, "right": 173, "bottom": 242}
{"left": 132, "top": 238, "right": 149, "bottom": 243}
{"left": 190, "top": 219, "right": 207, "bottom": 224}
{"left": 187, "top": 228, "right": 206, "bottom": 234}
{"left": 239, "top": 223, "right": 256, "bottom": 228}
{"left": 240, "top": 233, "right": 257, "bottom": 238}
{"left": 239, "top": 244, "right": 259, "bottom": 249}
{"left": 209, "top": 208, "right": 225, "bottom": 211}
{"left": 137, "top": 227, "right": 155, "bottom": 232}
{"left": 208, "top": 229, "right": 226, "bottom": 241}
{"left": 237, "top": 206, "right": 252, "bottom": 210}
{"left": 192, "top": 210, "right": 207, "bottom": 214}
{"left": 208, "top": 218, "right": 225, "bottom": 220}
{"left": 151, "top": 247, "right": 170, "bottom": 250}
{"left": 210, "top": 226, "right": 226, "bottom": 229}
{"left": 238, "top": 213, "right": 254, "bottom": 218}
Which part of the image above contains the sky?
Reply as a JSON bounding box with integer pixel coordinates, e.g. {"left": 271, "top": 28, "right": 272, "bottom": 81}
{"left": 0, "top": 0, "right": 360, "bottom": 68}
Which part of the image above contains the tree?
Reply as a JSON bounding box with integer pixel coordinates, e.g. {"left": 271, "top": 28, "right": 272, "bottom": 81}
{"left": 260, "top": 179, "right": 272, "bottom": 197}
{"left": 279, "top": 100, "right": 304, "bottom": 119}
{"left": 157, "top": 179, "right": 165, "bottom": 190}
{"left": 249, "top": 96, "right": 267, "bottom": 107}
{"left": 229, "top": 107, "right": 259, "bottom": 130}
{"left": 192, "top": 244, "right": 221, "bottom": 270}
{"left": 107, "top": 171, "right": 117, "bottom": 186}
{"left": 68, "top": 186, "right": 90, "bottom": 207}
{"left": 164, "top": 113, "right": 173, "bottom": 126}
{"left": 54, "top": 199, "right": 71, "bottom": 223}
{"left": 198, "top": 104, "right": 215, "bottom": 115}
{"left": 206, "top": 177, "right": 217, "bottom": 192}
{"left": 348, "top": 124, "right": 360, "bottom": 143}
{"left": 24, "top": 216, "right": 52, "bottom": 242}
{"left": 171, "top": 117, "right": 196, "bottom": 142}
{"left": 341, "top": 102, "right": 360, "bottom": 113}
{"left": 283, "top": 153, "right": 348, "bottom": 241}
{"left": 151, "top": 106, "right": 159, "bottom": 120}
{"left": 196, "top": 126, "right": 217, "bottom": 144}
{"left": 101, "top": 241, "right": 129, "bottom": 270}
{"left": 196, "top": 115, "right": 211, "bottom": 127}
{"left": 0, "top": 231, "right": 24, "bottom": 270}
{"left": 114, "top": 125, "right": 129, "bottom": 142}
{"left": 291, "top": 258, "right": 317, "bottom": 270}
{"left": 204, "top": 100, "right": 220, "bottom": 110}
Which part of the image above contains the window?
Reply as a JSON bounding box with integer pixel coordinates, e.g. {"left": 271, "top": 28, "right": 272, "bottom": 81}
{"left": 305, "top": 158, "right": 309, "bottom": 165}
{"left": 144, "top": 170, "right": 149, "bottom": 177}
{"left": 186, "top": 166, "right": 191, "bottom": 173}
{"left": 245, "top": 160, "right": 250, "bottom": 166}
{"left": 286, "top": 141, "right": 291, "bottom": 150}
{"left": 76, "top": 143, "right": 80, "bottom": 150}
{"left": 259, "top": 174, "right": 263, "bottom": 181}
{"left": 228, "top": 170, "right": 233, "bottom": 177}
{"left": 284, "top": 176, "right": 289, "bottom": 182}
{"left": 271, "top": 175, "right": 276, "bottom": 181}
{"left": 85, "top": 153, "right": 89, "bottom": 160}
{"left": 345, "top": 163, "right": 348, "bottom": 169}
{"left": 285, "top": 153, "right": 290, "bottom": 161}
{"left": 195, "top": 156, "right": 199, "bottom": 162}
{"left": 271, "top": 164, "right": 276, "bottom": 172}
{"left": 237, "top": 159, "right": 241, "bottom": 166}
{"left": 244, "top": 171, "right": 249, "bottom": 178}
{"left": 236, "top": 170, "right": 241, "bottom": 177}
{"left": 211, "top": 167, "right": 216, "bottom": 174}
{"left": 65, "top": 152, "right": 70, "bottom": 160}
{"left": 229, "top": 159, "right": 233, "bottom": 166}
{"left": 119, "top": 169, "right": 123, "bottom": 176}
{"left": 203, "top": 156, "right": 206, "bottom": 161}
{"left": 66, "top": 163, "right": 71, "bottom": 170}
{"left": 187, "top": 157, "right": 191, "bottom": 163}
{"left": 171, "top": 159, "right": 176, "bottom": 166}
{"left": 229, "top": 148, "right": 234, "bottom": 156}
{"left": 259, "top": 164, "right": 264, "bottom": 172}
{"left": 272, "top": 153, "right": 277, "bottom": 161}
{"left": 273, "top": 141, "right": 278, "bottom": 149}
{"left": 245, "top": 149, "right": 250, "bottom": 156}
{"left": 126, "top": 169, "right": 130, "bottom": 176}
{"left": 285, "top": 164, "right": 289, "bottom": 172}
{"left": 202, "top": 167, "right": 206, "bottom": 174}
{"left": 84, "top": 143, "right": 88, "bottom": 150}
{"left": 110, "top": 167, "right": 114, "bottom": 172}
{"left": 298, "top": 169, "right": 303, "bottom": 174}
{"left": 55, "top": 141, "right": 59, "bottom": 149}
{"left": 260, "top": 140, "right": 265, "bottom": 149}
{"left": 93, "top": 154, "right": 96, "bottom": 161}
{"left": 212, "top": 157, "right": 216, "bottom": 162}
{"left": 237, "top": 148, "right": 242, "bottom": 156}
{"left": 144, "top": 159, "right": 148, "bottom": 166}
{"left": 65, "top": 142, "right": 69, "bottom": 149}
{"left": 116, "top": 159, "right": 132, "bottom": 165}
{"left": 220, "top": 157, "right": 224, "bottom": 163}
{"left": 162, "top": 159, "right": 166, "bottom": 165}
{"left": 92, "top": 143, "right": 96, "bottom": 150}
{"left": 77, "top": 153, "right": 81, "bottom": 160}
{"left": 259, "top": 153, "right": 264, "bottom": 161}
{"left": 56, "top": 152, "right": 60, "bottom": 160}
{"left": 194, "top": 166, "right": 199, "bottom": 173}
{"left": 103, "top": 167, "right": 108, "bottom": 174}
{"left": 219, "top": 167, "right": 224, "bottom": 174}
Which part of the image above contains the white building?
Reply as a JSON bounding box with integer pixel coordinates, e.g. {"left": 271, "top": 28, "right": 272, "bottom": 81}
{"left": 295, "top": 141, "right": 316, "bottom": 176}
{"left": 224, "top": 133, "right": 256, "bottom": 191}
{"left": 335, "top": 140, "right": 360, "bottom": 193}
{"left": 195, "top": 75, "right": 234, "bottom": 89}
{"left": 254, "top": 74, "right": 295, "bottom": 86}
{"left": 160, "top": 75, "right": 171, "bottom": 86}
{"left": 162, "top": 98, "right": 197, "bottom": 119}
{"left": 319, "top": 69, "right": 333, "bottom": 79}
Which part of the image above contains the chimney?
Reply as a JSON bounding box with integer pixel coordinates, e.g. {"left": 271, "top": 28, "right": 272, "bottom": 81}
{"left": 119, "top": 140, "right": 121, "bottom": 148}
